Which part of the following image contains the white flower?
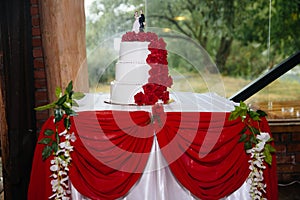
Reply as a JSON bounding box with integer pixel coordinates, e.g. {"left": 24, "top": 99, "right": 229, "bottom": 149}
{"left": 247, "top": 132, "right": 270, "bottom": 200}
{"left": 48, "top": 127, "right": 75, "bottom": 199}
{"left": 70, "top": 132, "right": 76, "bottom": 142}
{"left": 59, "top": 129, "right": 68, "bottom": 136}
{"left": 50, "top": 164, "right": 59, "bottom": 172}
{"left": 257, "top": 132, "right": 270, "bottom": 143}
{"left": 254, "top": 141, "right": 265, "bottom": 152}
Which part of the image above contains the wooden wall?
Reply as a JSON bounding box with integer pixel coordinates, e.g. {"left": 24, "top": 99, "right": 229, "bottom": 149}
{"left": 0, "top": 0, "right": 89, "bottom": 199}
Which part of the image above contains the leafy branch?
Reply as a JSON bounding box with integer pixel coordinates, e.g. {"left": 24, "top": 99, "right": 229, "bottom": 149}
{"left": 229, "top": 101, "right": 276, "bottom": 165}
{"left": 35, "top": 81, "right": 85, "bottom": 160}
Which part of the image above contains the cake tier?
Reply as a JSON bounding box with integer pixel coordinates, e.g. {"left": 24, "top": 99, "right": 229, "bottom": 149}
{"left": 115, "top": 62, "right": 150, "bottom": 84}
{"left": 110, "top": 81, "right": 143, "bottom": 104}
{"left": 119, "top": 42, "right": 150, "bottom": 63}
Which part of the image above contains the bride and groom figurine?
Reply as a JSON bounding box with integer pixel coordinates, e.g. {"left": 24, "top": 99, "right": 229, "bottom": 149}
{"left": 132, "top": 9, "right": 145, "bottom": 33}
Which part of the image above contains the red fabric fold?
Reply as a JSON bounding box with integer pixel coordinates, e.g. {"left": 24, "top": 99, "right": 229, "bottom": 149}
{"left": 28, "top": 110, "right": 278, "bottom": 200}
{"left": 156, "top": 112, "right": 277, "bottom": 200}
{"left": 27, "top": 116, "right": 65, "bottom": 200}
{"left": 69, "top": 110, "right": 154, "bottom": 200}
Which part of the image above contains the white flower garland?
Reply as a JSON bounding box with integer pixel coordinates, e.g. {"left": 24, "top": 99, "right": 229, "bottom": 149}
{"left": 49, "top": 129, "right": 76, "bottom": 200}
{"left": 247, "top": 132, "right": 270, "bottom": 200}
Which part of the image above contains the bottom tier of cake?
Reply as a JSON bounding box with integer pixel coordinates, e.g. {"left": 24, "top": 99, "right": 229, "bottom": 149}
{"left": 110, "top": 81, "right": 143, "bottom": 105}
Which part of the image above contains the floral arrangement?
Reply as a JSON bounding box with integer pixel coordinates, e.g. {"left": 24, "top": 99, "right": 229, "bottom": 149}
{"left": 35, "top": 81, "right": 84, "bottom": 200}
{"left": 229, "top": 101, "right": 276, "bottom": 200}
{"left": 122, "top": 32, "right": 173, "bottom": 105}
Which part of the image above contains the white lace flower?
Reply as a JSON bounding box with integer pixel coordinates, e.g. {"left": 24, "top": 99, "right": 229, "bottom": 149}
{"left": 247, "top": 132, "right": 269, "bottom": 200}
{"left": 254, "top": 141, "right": 265, "bottom": 152}
{"left": 49, "top": 131, "right": 74, "bottom": 200}
{"left": 256, "top": 132, "right": 270, "bottom": 143}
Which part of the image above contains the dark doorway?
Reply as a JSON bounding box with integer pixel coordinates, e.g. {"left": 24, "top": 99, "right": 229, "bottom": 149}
{"left": 0, "top": 0, "right": 37, "bottom": 199}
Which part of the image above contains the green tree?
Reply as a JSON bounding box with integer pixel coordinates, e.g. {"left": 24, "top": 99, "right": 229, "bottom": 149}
{"left": 86, "top": 0, "right": 300, "bottom": 81}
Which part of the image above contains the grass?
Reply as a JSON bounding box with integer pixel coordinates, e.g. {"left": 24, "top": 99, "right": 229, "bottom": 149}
{"left": 91, "top": 73, "right": 300, "bottom": 102}
{"left": 90, "top": 73, "right": 300, "bottom": 119}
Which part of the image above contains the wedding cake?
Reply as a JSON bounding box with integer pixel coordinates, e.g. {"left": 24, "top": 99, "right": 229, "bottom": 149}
{"left": 110, "top": 32, "right": 173, "bottom": 105}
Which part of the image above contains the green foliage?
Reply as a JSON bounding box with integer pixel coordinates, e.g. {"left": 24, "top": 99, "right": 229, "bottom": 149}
{"left": 264, "top": 143, "right": 276, "bottom": 165}
{"left": 229, "top": 101, "right": 275, "bottom": 166}
{"left": 36, "top": 81, "right": 85, "bottom": 160}
{"left": 86, "top": 0, "right": 300, "bottom": 83}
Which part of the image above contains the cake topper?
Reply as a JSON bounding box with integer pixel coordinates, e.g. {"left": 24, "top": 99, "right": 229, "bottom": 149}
{"left": 132, "top": 9, "right": 145, "bottom": 33}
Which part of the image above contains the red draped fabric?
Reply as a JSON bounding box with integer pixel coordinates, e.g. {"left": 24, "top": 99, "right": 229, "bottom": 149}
{"left": 156, "top": 112, "right": 277, "bottom": 200}
{"left": 28, "top": 110, "right": 153, "bottom": 200}
{"left": 28, "top": 110, "right": 278, "bottom": 200}
{"left": 69, "top": 111, "right": 154, "bottom": 200}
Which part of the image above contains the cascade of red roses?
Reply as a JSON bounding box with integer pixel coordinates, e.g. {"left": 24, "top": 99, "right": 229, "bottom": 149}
{"left": 121, "top": 32, "right": 173, "bottom": 105}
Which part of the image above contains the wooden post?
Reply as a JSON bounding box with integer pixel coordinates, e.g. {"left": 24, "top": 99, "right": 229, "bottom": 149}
{"left": 39, "top": 0, "right": 89, "bottom": 102}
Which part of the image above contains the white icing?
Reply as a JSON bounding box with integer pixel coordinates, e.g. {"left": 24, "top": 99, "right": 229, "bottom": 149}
{"left": 115, "top": 62, "right": 150, "bottom": 84}
{"left": 110, "top": 81, "right": 144, "bottom": 104}
{"left": 119, "top": 42, "right": 150, "bottom": 63}
{"left": 110, "top": 41, "right": 152, "bottom": 104}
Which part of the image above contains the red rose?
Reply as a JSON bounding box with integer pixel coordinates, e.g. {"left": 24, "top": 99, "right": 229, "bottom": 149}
{"left": 148, "top": 75, "right": 161, "bottom": 85}
{"left": 165, "top": 76, "right": 173, "bottom": 88}
{"left": 158, "top": 38, "right": 166, "bottom": 49}
{"left": 134, "top": 92, "right": 145, "bottom": 105}
{"left": 146, "top": 55, "right": 158, "bottom": 64}
{"left": 154, "top": 85, "right": 166, "bottom": 98}
{"left": 162, "top": 91, "right": 170, "bottom": 104}
{"left": 143, "top": 83, "right": 156, "bottom": 94}
{"left": 144, "top": 92, "right": 159, "bottom": 105}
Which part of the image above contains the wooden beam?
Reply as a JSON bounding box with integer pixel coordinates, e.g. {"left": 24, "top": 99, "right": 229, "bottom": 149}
{"left": 39, "top": 0, "right": 89, "bottom": 102}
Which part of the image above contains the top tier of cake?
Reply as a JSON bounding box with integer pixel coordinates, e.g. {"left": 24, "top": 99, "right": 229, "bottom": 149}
{"left": 119, "top": 42, "right": 150, "bottom": 63}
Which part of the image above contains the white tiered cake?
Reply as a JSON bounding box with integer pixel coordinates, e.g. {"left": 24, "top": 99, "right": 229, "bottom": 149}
{"left": 110, "top": 32, "right": 173, "bottom": 105}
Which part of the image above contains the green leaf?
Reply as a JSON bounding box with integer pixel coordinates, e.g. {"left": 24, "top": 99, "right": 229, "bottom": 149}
{"left": 64, "top": 118, "right": 71, "bottom": 130}
{"left": 250, "top": 134, "right": 258, "bottom": 144}
{"left": 38, "top": 138, "right": 52, "bottom": 145}
{"left": 265, "top": 143, "right": 276, "bottom": 153}
{"left": 249, "top": 126, "right": 260, "bottom": 135}
{"left": 65, "top": 81, "right": 73, "bottom": 94}
{"left": 55, "top": 87, "right": 62, "bottom": 98}
{"left": 257, "top": 110, "right": 267, "bottom": 117}
{"left": 239, "top": 133, "right": 248, "bottom": 142}
{"left": 52, "top": 141, "right": 58, "bottom": 152}
{"left": 54, "top": 108, "right": 63, "bottom": 123}
{"left": 263, "top": 144, "right": 276, "bottom": 165}
{"left": 72, "top": 100, "right": 79, "bottom": 107}
{"left": 65, "top": 108, "right": 76, "bottom": 116}
{"left": 56, "top": 94, "right": 67, "bottom": 106}
{"left": 244, "top": 141, "right": 252, "bottom": 150}
{"left": 73, "top": 92, "right": 85, "bottom": 100}
{"left": 239, "top": 101, "right": 248, "bottom": 110}
{"left": 249, "top": 110, "right": 260, "bottom": 121}
{"left": 229, "top": 110, "right": 239, "bottom": 121}
{"left": 62, "top": 102, "right": 71, "bottom": 110}
{"left": 44, "top": 129, "right": 54, "bottom": 136}
{"left": 240, "top": 127, "right": 247, "bottom": 134}
{"left": 34, "top": 102, "right": 56, "bottom": 111}
{"left": 59, "top": 154, "right": 66, "bottom": 161}
{"left": 42, "top": 146, "right": 52, "bottom": 160}
{"left": 56, "top": 132, "right": 60, "bottom": 144}
{"left": 264, "top": 149, "right": 272, "bottom": 165}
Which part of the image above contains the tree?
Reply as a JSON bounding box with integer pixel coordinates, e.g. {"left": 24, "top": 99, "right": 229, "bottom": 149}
{"left": 85, "top": 0, "right": 300, "bottom": 80}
